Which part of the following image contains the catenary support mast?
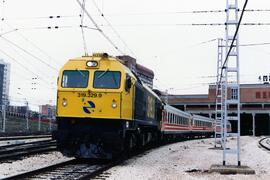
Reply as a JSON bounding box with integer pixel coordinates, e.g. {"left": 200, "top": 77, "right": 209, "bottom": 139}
{"left": 215, "top": 38, "right": 224, "bottom": 148}
{"left": 222, "top": 0, "right": 241, "bottom": 166}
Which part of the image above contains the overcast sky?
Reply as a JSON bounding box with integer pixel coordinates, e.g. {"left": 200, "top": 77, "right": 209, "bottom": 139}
{"left": 0, "top": 0, "right": 270, "bottom": 110}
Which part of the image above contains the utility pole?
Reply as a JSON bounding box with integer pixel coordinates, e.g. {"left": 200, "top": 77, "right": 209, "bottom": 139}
{"left": 25, "top": 101, "right": 29, "bottom": 131}
{"left": 38, "top": 113, "right": 41, "bottom": 131}
{"left": 215, "top": 38, "right": 224, "bottom": 148}
{"left": 222, "top": 0, "right": 241, "bottom": 166}
{"left": 2, "top": 103, "right": 6, "bottom": 132}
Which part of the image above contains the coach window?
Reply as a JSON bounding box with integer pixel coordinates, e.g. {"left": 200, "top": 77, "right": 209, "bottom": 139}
{"left": 62, "top": 70, "right": 89, "bottom": 88}
{"left": 93, "top": 71, "right": 121, "bottom": 89}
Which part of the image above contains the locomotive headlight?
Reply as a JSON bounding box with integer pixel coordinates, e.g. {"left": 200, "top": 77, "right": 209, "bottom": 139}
{"left": 86, "top": 61, "right": 98, "bottom": 67}
{"left": 112, "top": 100, "right": 117, "bottom": 109}
{"left": 62, "top": 98, "right": 68, "bottom": 107}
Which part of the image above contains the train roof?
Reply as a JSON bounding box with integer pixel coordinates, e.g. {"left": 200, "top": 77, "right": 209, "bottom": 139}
{"left": 143, "top": 83, "right": 162, "bottom": 101}
{"left": 63, "top": 53, "right": 161, "bottom": 101}
{"left": 192, "top": 114, "right": 213, "bottom": 122}
{"left": 163, "top": 104, "right": 191, "bottom": 117}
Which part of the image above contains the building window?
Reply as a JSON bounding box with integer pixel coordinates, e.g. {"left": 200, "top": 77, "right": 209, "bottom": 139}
{"left": 256, "top": 92, "right": 261, "bottom": 99}
{"left": 263, "top": 92, "right": 267, "bottom": 99}
{"left": 231, "top": 88, "right": 238, "bottom": 99}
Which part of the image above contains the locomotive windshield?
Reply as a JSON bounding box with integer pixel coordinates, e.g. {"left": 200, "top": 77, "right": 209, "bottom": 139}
{"left": 61, "top": 70, "right": 89, "bottom": 88}
{"left": 93, "top": 71, "right": 121, "bottom": 89}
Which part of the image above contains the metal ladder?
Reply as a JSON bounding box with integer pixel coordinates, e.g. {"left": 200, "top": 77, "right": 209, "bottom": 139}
{"left": 214, "top": 38, "right": 224, "bottom": 148}
{"left": 222, "top": 0, "right": 241, "bottom": 166}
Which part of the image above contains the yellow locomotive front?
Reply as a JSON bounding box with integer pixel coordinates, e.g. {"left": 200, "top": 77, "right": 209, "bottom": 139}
{"left": 57, "top": 53, "right": 133, "bottom": 120}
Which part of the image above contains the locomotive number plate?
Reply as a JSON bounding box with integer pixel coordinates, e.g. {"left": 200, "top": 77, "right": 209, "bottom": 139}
{"left": 77, "top": 92, "right": 102, "bottom": 98}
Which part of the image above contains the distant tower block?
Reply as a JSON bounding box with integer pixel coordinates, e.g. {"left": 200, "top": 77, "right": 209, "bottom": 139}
{"left": 0, "top": 59, "right": 11, "bottom": 107}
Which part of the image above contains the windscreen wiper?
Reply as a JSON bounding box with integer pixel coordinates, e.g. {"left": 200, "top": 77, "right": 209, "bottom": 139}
{"left": 97, "top": 68, "right": 109, "bottom": 79}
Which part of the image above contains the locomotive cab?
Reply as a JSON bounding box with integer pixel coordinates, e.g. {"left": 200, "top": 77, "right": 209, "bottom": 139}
{"left": 57, "top": 53, "right": 135, "bottom": 120}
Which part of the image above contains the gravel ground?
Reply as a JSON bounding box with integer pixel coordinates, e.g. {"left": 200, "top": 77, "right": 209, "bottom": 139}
{"left": 0, "top": 151, "right": 72, "bottom": 178}
{"left": 106, "top": 136, "right": 270, "bottom": 180}
{"left": 0, "top": 136, "right": 269, "bottom": 179}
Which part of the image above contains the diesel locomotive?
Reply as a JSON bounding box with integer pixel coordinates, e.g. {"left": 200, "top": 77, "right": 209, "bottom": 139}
{"left": 55, "top": 53, "right": 216, "bottom": 159}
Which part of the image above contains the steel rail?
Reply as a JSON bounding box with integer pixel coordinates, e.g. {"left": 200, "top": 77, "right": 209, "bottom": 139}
{"left": 0, "top": 140, "right": 57, "bottom": 161}
{"left": 3, "top": 159, "right": 115, "bottom": 180}
{"left": 0, "top": 139, "right": 54, "bottom": 149}
{"left": 0, "top": 134, "right": 52, "bottom": 141}
{"left": 259, "top": 137, "right": 270, "bottom": 151}
{"left": 3, "top": 159, "right": 77, "bottom": 180}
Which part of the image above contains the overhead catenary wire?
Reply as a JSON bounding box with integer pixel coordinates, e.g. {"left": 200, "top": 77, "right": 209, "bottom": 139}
{"left": 101, "top": 8, "right": 270, "bottom": 16}
{"left": 76, "top": 0, "right": 125, "bottom": 55}
{"left": 99, "top": 22, "right": 270, "bottom": 27}
{"left": 4, "top": 15, "right": 80, "bottom": 21}
{"left": 4, "top": 23, "right": 270, "bottom": 31}
{"left": 3, "top": 24, "right": 98, "bottom": 31}
{"left": 2, "top": 8, "right": 270, "bottom": 20}
{"left": 240, "top": 42, "right": 270, "bottom": 47}
{"left": 4, "top": 44, "right": 57, "bottom": 85}
{"left": 0, "top": 28, "right": 18, "bottom": 36}
{"left": 92, "top": 0, "right": 137, "bottom": 58}
{"left": 0, "top": 36, "right": 58, "bottom": 72}
{"left": 192, "top": 38, "right": 270, "bottom": 48}
{"left": 3, "top": 22, "right": 63, "bottom": 68}
{"left": 0, "top": 48, "right": 54, "bottom": 87}
{"left": 80, "top": 0, "right": 88, "bottom": 56}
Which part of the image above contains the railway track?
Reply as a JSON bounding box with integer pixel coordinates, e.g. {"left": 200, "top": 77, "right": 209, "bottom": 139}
{"left": 2, "top": 136, "right": 212, "bottom": 179}
{"left": 4, "top": 159, "right": 116, "bottom": 180}
{"left": 259, "top": 137, "right": 270, "bottom": 151}
{"left": 0, "top": 139, "right": 57, "bottom": 161}
{"left": 0, "top": 134, "right": 52, "bottom": 141}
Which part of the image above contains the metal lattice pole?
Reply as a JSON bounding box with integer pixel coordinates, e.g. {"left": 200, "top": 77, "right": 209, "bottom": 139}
{"left": 222, "top": 0, "right": 241, "bottom": 166}
{"left": 2, "top": 105, "right": 6, "bottom": 132}
{"left": 215, "top": 38, "right": 224, "bottom": 148}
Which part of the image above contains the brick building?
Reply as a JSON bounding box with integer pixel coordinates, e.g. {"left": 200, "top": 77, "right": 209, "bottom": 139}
{"left": 117, "top": 55, "right": 154, "bottom": 88}
{"left": 0, "top": 59, "right": 10, "bottom": 107}
{"left": 39, "top": 104, "right": 56, "bottom": 120}
{"left": 165, "top": 83, "right": 270, "bottom": 136}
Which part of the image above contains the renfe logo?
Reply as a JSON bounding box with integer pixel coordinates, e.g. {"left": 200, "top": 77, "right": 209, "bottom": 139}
{"left": 83, "top": 101, "right": 96, "bottom": 114}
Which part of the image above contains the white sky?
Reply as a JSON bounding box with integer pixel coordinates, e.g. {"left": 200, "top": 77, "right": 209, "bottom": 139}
{"left": 0, "top": 0, "right": 270, "bottom": 110}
